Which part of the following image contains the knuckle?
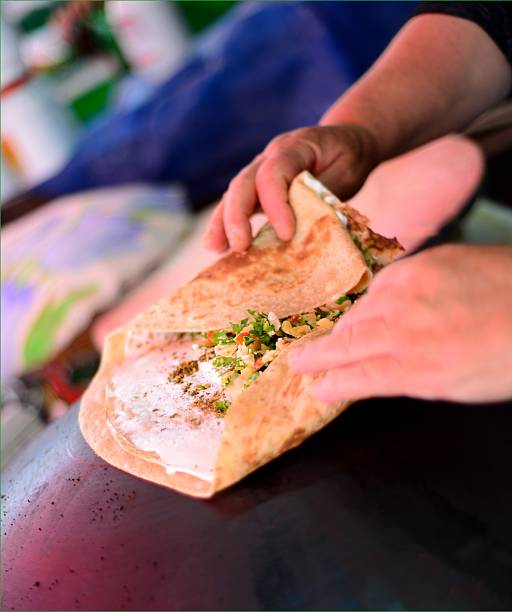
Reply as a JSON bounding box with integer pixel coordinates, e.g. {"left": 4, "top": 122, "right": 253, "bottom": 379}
{"left": 226, "top": 177, "right": 238, "bottom": 193}
{"left": 265, "top": 132, "right": 298, "bottom": 155}
{"left": 356, "top": 359, "right": 378, "bottom": 387}
{"left": 228, "top": 173, "right": 246, "bottom": 192}
{"left": 255, "top": 160, "right": 274, "bottom": 186}
{"left": 342, "top": 323, "right": 358, "bottom": 355}
{"left": 238, "top": 162, "right": 256, "bottom": 180}
{"left": 223, "top": 195, "right": 243, "bottom": 223}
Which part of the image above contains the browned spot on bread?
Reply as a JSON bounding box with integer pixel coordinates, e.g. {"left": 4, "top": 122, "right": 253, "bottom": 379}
{"left": 197, "top": 217, "right": 335, "bottom": 289}
{"left": 279, "top": 428, "right": 307, "bottom": 453}
{"left": 366, "top": 227, "right": 402, "bottom": 252}
{"left": 282, "top": 374, "right": 302, "bottom": 399}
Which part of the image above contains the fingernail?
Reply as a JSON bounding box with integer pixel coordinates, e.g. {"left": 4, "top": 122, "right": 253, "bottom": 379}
{"left": 275, "top": 223, "right": 293, "bottom": 242}
{"left": 230, "top": 242, "right": 245, "bottom": 253}
{"left": 227, "top": 229, "right": 248, "bottom": 252}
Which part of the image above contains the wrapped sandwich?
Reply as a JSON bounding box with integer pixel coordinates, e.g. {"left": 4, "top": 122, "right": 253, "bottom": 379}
{"left": 80, "top": 171, "right": 403, "bottom": 498}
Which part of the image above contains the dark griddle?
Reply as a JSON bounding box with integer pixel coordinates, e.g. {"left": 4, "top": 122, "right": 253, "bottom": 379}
{"left": 2, "top": 398, "right": 512, "bottom": 610}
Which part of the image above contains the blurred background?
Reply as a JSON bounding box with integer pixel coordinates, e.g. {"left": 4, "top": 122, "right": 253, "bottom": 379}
{"left": 1, "top": 0, "right": 236, "bottom": 198}
{"left": 1, "top": 1, "right": 511, "bottom": 468}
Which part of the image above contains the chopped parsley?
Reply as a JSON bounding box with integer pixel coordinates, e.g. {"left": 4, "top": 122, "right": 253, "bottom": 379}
{"left": 212, "top": 356, "right": 245, "bottom": 371}
{"left": 350, "top": 234, "right": 377, "bottom": 271}
{"left": 231, "top": 318, "right": 249, "bottom": 333}
{"left": 315, "top": 307, "right": 329, "bottom": 318}
{"left": 246, "top": 310, "right": 276, "bottom": 345}
{"left": 244, "top": 372, "right": 261, "bottom": 388}
{"left": 201, "top": 299, "right": 358, "bottom": 399}
{"left": 212, "top": 330, "right": 232, "bottom": 345}
{"left": 215, "top": 400, "right": 230, "bottom": 414}
{"left": 206, "top": 312, "right": 280, "bottom": 353}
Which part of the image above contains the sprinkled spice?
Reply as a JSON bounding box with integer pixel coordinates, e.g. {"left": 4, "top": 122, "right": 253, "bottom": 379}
{"left": 198, "top": 348, "right": 215, "bottom": 362}
{"left": 157, "top": 299, "right": 359, "bottom": 422}
{"left": 168, "top": 360, "right": 198, "bottom": 383}
{"left": 191, "top": 389, "right": 229, "bottom": 416}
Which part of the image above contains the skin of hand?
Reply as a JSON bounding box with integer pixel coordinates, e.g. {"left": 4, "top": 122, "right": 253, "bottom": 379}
{"left": 203, "top": 14, "right": 510, "bottom": 254}
{"left": 203, "top": 123, "right": 380, "bottom": 253}
{"left": 322, "top": 14, "right": 512, "bottom": 157}
{"left": 289, "top": 244, "right": 512, "bottom": 404}
{"left": 347, "top": 135, "right": 483, "bottom": 254}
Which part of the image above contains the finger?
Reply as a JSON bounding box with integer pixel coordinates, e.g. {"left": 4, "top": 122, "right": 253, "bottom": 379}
{"left": 312, "top": 354, "right": 408, "bottom": 403}
{"left": 203, "top": 199, "right": 228, "bottom": 252}
{"left": 224, "top": 159, "right": 262, "bottom": 252}
{"left": 289, "top": 315, "right": 394, "bottom": 374}
{"left": 256, "top": 146, "right": 315, "bottom": 242}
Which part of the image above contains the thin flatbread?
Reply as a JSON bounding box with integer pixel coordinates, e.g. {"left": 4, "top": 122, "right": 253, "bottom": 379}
{"left": 80, "top": 172, "right": 403, "bottom": 498}
{"left": 130, "top": 172, "right": 375, "bottom": 334}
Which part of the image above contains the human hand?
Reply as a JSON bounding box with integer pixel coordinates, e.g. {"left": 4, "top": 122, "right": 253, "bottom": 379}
{"left": 290, "top": 244, "right": 512, "bottom": 404}
{"left": 203, "top": 124, "right": 379, "bottom": 252}
{"left": 347, "top": 135, "right": 483, "bottom": 253}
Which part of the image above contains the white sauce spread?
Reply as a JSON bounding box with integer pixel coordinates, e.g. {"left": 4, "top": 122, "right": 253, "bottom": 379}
{"left": 107, "top": 338, "right": 225, "bottom": 481}
{"left": 302, "top": 172, "right": 348, "bottom": 227}
{"left": 303, "top": 171, "right": 327, "bottom": 197}
{"left": 335, "top": 210, "right": 349, "bottom": 227}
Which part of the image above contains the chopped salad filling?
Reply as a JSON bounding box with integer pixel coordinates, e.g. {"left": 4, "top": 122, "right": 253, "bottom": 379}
{"left": 350, "top": 234, "right": 379, "bottom": 271}
{"left": 165, "top": 296, "right": 359, "bottom": 417}
{"left": 195, "top": 295, "right": 357, "bottom": 412}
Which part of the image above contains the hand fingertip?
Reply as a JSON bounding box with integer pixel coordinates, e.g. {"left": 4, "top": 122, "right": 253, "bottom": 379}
{"left": 227, "top": 227, "right": 251, "bottom": 253}
{"left": 202, "top": 233, "right": 226, "bottom": 253}
{"left": 275, "top": 221, "right": 294, "bottom": 242}
{"left": 229, "top": 237, "right": 249, "bottom": 253}
{"left": 212, "top": 243, "right": 228, "bottom": 254}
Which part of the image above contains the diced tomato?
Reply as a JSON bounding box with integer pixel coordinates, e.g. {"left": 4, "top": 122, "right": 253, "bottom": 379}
{"left": 254, "top": 356, "right": 263, "bottom": 369}
{"left": 202, "top": 330, "right": 219, "bottom": 346}
{"left": 235, "top": 331, "right": 250, "bottom": 345}
{"left": 289, "top": 314, "right": 300, "bottom": 323}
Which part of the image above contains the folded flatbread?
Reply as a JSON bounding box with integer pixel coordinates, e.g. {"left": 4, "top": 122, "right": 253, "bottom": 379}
{"left": 80, "top": 171, "right": 403, "bottom": 498}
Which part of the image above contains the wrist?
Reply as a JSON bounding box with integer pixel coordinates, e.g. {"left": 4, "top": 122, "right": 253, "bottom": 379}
{"left": 320, "top": 107, "right": 394, "bottom": 165}
{"left": 325, "top": 122, "right": 383, "bottom": 170}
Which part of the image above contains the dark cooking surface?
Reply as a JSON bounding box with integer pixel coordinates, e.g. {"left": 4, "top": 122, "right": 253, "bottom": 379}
{"left": 2, "top": 398, "right": 512, "bottom": 610}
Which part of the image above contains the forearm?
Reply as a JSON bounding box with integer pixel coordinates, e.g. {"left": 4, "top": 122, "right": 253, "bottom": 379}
{"left": 321, "top": 14, "right": 511, "bottom": 161}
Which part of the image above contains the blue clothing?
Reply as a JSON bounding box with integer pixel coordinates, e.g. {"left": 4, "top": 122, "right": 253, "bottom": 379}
{"left": 30, "top": 2, "right": 415, "bottom": 208}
